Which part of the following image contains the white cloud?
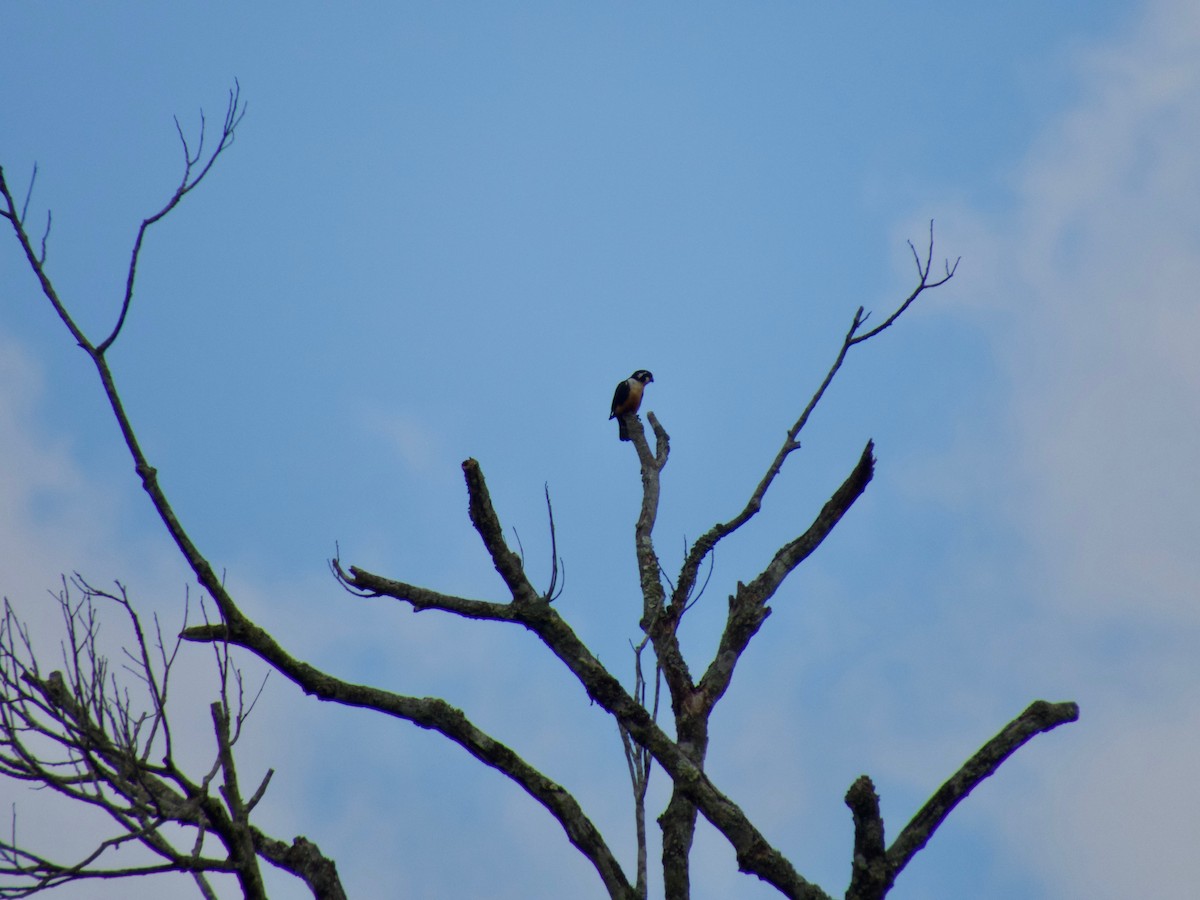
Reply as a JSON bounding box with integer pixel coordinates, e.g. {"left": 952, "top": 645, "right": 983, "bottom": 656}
{"left": 0, "top": 332, "right": 319, "bottom": 899}
{"left": 0, "top": 338, "right": 104, "bottom": 604}
{"left": 362, "top": 406, "right": 444, "bottom": 475}
{"left": 955, "top": 0, "right": 1200, "bottom": 895}
{"left": 1001, "top": 0, "right": 1200, "bottom": 624}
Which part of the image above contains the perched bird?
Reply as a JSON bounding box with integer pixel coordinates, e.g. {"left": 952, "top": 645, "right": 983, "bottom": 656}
{"left": 609, "top": 369, "right": 654, "bottom": 441}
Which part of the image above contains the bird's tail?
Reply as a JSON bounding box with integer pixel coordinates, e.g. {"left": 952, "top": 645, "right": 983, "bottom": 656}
{"left": 618, "top": 415, "right": 631, "bottom": 441}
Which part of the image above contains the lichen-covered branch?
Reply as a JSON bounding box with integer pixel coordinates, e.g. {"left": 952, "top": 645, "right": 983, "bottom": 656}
{"left": 841, "top": 700, "right": 1079, "bottom": 900}
{"left": 182, "top": 615, "right": 638, "bottom": 899}
{"left": 636, "top": 230, "right": 955, "bottom": 898}
{"left": 845, "top": 776, "right": 888, "bottom": 900}
{"left": 696, "top": 441, "right": 874, "bottom": 715}
{"left": 885, "top": 700, "right": 1080, "bottom": 879}
{"left": 333, "top": 456, "right": 827, "bottom": 899}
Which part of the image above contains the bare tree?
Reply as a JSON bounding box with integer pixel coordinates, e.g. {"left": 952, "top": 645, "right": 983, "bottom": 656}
{"left": 0, "top": 85, "right": 1078, "bottom": 899}
{"left": 0, "top": 578, "right": 344, "bottom": 900}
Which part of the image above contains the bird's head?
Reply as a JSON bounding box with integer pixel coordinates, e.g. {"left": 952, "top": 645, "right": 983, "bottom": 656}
{"left": 631, "top": 370, "right": 654, "bottom": 384}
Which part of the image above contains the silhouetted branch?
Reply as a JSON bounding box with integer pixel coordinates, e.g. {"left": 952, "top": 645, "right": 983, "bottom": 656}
{"left": 616, "top": 227, "right": 956, "bottom": 897}
{"left": 673, "top": 224, "right": 958, "bottom": 612}
{"left": 0, "top": 170, "right": 90, "bottom": 351}
{"left": 99, "top": 80, "right": 245, "bottom": 354}
{"left": 886, "top": 700, "right": 1079, "bottom": 879}
{"left": 852, "top": 222, "right": 959, "bottom": 345}
{"left": 697, "top": 441, "right": 875, "bottom": 712}
{"left": 2, "top": 90, "right": 1078, "bottom": 900}
{"left": 543, "top": 484, "right": 566, "bottom": 602}
{"left": 0, "top": 90, "right": 250, "bottom": 641}
{"left": 620, "top": 635, "right": 659, "bottom": 899}
{"left": 210, "top": 701, "right": 266, "bottom": 900}
{"left": 841, "top": 700, "right": 1079, "bottom": 900}
{"left": 18, "top": 164, "right": 36, "bottom": 226}
{"left": 181, "top": 615, "right": 637, "bottom": 899}
{"left": 0, "top": 579, "right": 342, "bottom": 899}
{"left": 331, "top": 456, "right": 825, "bottom": 899}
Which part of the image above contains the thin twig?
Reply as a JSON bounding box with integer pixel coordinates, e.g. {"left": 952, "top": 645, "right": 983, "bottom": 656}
{"left": 97, "top": 80, "right": 245, "bottom": 355}
{"left": 673, "top": 223, "right": 959, "bottom": 611}
{"left": 19, "top": 165, "right": 36, "bottom": 227}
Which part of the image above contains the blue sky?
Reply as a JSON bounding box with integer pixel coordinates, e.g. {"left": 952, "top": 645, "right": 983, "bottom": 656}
{"left": 2, "top": 2, "right": 1196, "bottom": 898}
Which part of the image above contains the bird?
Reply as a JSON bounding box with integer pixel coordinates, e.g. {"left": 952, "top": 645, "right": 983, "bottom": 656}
{"left": 609, "top": 370, "right": 654, "bottom": 441}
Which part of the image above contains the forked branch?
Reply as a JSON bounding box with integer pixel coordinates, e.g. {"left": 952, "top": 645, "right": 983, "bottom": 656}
{"left": 0, "top": 87, "right": 249, "bottom": 636}
{"left": 0, "top": 580, "right": 343, "bottom": 899}
{"left": 697, "top": 441, "right": 875, "bottom": 710}
{"left": 843, "top": 700, "right": 1079, "bottom": 900}
{"left": 99, "top": 81, "right": 246, "bottom": 354}
{"left": 334, "top": 457, "right": 828, "bottom": 899}
{"left": 673, "top": 223, "right": 959, "bottom": 610}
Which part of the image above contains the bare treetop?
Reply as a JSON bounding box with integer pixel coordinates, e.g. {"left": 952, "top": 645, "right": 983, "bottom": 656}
{"left": 0, "top": 86, "right": 1075, "bottom": 900}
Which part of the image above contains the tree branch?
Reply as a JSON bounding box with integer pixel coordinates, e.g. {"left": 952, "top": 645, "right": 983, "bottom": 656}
{"left": 0, "top": 93, "right": 250, "bottom": 638}
{"left": 98, "top": 81, "right": 246, "bottom": 354}
{"left": 332, "top": 561, "right": 517, "bottom": 622}
{"left": 181, "top": 618, "right": 638, "bottom": 899}
{"left": 0, "top": 168, "right": 93, "bottom": 353}
{"left": 211, "top": 701, "right": 266, "bottom": 900}
{"left": 619, "top": 636, "right": 657, "bottom": 900}
{"left": 886, "top": 700, "right": 1079, "bottom": 880}
{"left": 463, "top": 458, "right": 544, "bottom": 606}
{"left": 627, "top": 411, "right": 694, "bottom": 714}
{"left": 851, "top": 221, "right": 959, "bottom": 346}
{"left": 845, "top": 776, "right": 888, "bottom": 900}
{"left": 4, "top": 99, "right": 637, "bottom": 899}
{"left": 4, "top": 94, "right": 1077, "bottom": 900}
{"left": 698, "top": 441, "right": 874, "bottom": 711}
{"left": 0, "top": 582, "right": 345, "bottom": 899}
{"left": 673, "top": 224, "right": 957, "bottom": 610}
{"left": 331, "top": 454, "right": 829, "bottom": 899}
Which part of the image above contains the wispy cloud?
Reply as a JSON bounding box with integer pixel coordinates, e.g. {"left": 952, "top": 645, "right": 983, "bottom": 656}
{"left": 956, "top": 0, "right": 1200, "bottom": 894}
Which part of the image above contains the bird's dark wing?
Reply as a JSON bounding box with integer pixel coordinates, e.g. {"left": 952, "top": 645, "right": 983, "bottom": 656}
{"left": 610, "top": 380, "right": 631, "bottom": 419}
